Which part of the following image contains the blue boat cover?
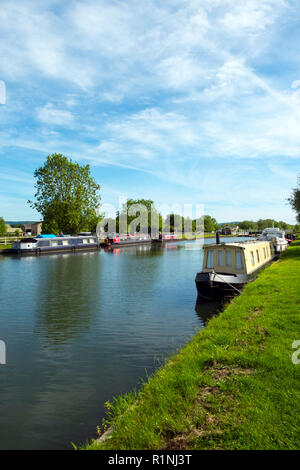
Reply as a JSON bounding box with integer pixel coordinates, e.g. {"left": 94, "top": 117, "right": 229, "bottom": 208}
{"left": 36, "top": 234, "right": 57, "bottom": 238}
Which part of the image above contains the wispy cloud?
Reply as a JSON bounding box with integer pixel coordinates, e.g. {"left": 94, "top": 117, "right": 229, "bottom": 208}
{"left": 0, "top": 0, "right": 299, "bottom": 221}
{"left": 36, "top": 103, "right": 75, "bottom": 126}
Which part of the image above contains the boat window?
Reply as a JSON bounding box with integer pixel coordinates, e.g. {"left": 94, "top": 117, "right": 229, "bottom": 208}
{"left": 256, "top": 250, "right": 260, "bottom": 262}
{"left": 235, "top": 251, "right": 243, "bottom": 269}
{"left": 51, "top": 240, "right": 58, "bottom": 246}
{"left": 82, "top": 238, "right": 88, "bottom": 244}
{"left": 226, "top": 250, "right": 231, "bottom": 266}
{"left": 218, "top": 250, "right": 223, "bottom": 266}
{"left": 251, "top": 251, "right": 255, "bottom": 266}
{"left": 62, "top": 240, "right": 69, "bottom": 246}
{"left": 206, "top": 250, "right": 214, "bottom": 268}
{"left": 89, "top": 239, "right": 94, "bottom": 243}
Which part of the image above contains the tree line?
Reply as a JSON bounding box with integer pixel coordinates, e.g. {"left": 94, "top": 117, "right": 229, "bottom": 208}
{"left": 1, "top": 154, "right": 299, "bottom": 236}
{"left": 103, "top": 201, "right": 219, "bottom": 234}
{"left": 228, "top": 220, "right": 298, "bottom": 232}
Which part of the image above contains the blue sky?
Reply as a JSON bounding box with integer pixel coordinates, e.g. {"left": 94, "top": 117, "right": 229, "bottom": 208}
{"left": 0, "top": 0, "right": 299, "bottom": 223}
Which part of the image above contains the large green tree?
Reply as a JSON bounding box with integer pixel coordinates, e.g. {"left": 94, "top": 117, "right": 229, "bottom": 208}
{"left": 238, "top": 220, "right": 253, "bottom": 230}
{"left": 257, "top": 219, "right": 278, "bottom": 230}
{"left": 117, "top": 199, "right": 162, "bottom": 234}
{"left": 28, "top": 153, "right": 101, "bottom": 235}
{"left": 288, "top": 176, "right": 300, "bottom": 223}
{"left": 203, "top": 215, "right": 218, "bottom": 232}
{"left": 164, "top": 213, "right": 184, "bottom": 233}
{"left": 0, "top": 217, "right": 6, "bottom": 236}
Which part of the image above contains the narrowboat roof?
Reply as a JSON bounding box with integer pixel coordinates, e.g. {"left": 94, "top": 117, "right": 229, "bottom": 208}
{"left": 36, "top": 234, "right": 57, "bottom": 238}
{"left": 262, "top": 227, "right": 281, "bottom": 232}
{"left": 36, "top": 235, "right": 96, "bottom": 239}
{"left": 204, "top": 240, "right": 270, "bottom": 250}
{"left": 20, "top": 238, "right": 37, "bottom": 243}
{"left": 36, "top": 235, "right": 97, "bottom": 240}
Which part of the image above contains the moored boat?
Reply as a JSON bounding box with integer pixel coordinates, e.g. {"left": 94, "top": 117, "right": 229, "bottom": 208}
{"left": 12, "top": 234, "right": 99, "bottom": 255}
{"left": 102, "top": 232, "right": 182, "bottom": 247}
{"left": 102, "top": 233, "right": 152, "bottom": 247}
{"left": 259, "top": 227, "right": 288, "bottom": 254}
{"left": 195, "top": 240, "right": 273, "bottom": 301}
{"left": 152, "top": 233, "right": 183, "bottom": 243}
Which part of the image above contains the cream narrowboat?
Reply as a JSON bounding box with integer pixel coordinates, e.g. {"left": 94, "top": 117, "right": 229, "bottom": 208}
{"left": 195, "top": 240, "right": 273, "bottom": 301}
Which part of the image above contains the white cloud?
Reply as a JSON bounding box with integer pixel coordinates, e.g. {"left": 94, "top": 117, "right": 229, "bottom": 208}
{"left": 36, "top": 103, "right": 75, "bottom": 126}
{"left": 0, "top": 0, "right": 289, "bottom": 92}
{"left": 291, "top": 80, "right": 300, "bottom": 89}
{"left": 220, "top": 1, "right": 287, "bottom": 34}
{"left": 0, "top": 0, "right": 298, "bottom": 222}
{"left": 155, "top": 55, "right": 207, "bottom": 90}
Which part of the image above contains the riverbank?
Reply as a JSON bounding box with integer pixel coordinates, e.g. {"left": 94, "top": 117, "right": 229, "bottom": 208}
{"left": 83, "top": 242, "right": 300, "bottom": 450}
{"left": 0, "top": 244, "right": 12, "bottom": 254}
{"left": 0, "top": 244, "right": 12, "bottom": 250}
{"left": 0, "top": 234, "right": 241, "bottom": 255}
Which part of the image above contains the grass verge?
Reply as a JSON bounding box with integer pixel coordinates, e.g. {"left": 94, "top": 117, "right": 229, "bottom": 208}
{"left": 83, "top": 243, "right": 300, "bottom": 450}
{"left": 0, "top": 244, "right": 12, "bottom": 250}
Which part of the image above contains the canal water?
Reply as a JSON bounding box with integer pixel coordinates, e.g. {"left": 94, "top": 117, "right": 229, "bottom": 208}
{"left": 0, "top": 237, "right": 250, "bottom": 449}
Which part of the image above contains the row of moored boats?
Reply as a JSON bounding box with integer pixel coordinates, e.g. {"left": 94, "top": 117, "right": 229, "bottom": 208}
{"left": 11, "top": 232, "right": 180, "bottom": 254}
{"left": 11, "top": 227, "right": 294, "bottom": 302}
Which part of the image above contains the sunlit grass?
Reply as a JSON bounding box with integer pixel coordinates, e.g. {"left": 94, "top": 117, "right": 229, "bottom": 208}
{"left": 83, "top": 243, "right": 300, "bottom": 450}
{"left": 0, "top": 244, "right": 12, "bottom": 250}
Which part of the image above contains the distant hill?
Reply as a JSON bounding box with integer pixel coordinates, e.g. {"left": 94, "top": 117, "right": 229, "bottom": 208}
{"left": 218, "top": 222, "right": 240, "bottom": 226}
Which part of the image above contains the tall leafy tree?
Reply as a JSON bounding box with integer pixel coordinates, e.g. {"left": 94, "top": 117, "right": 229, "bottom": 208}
{"left": 257, "top": 219, "right": 278, "bottom": 230}
{"left": 238, "top": 220, "right": 253, "bottom": 230}
{"left": 203, "top": 215, "right": 218, "bottom": 232}
{"left": 0, "top": 217, "right": 6, "bottom": 236}
{"left": 288, "top": 176, "right": 300, "bottom": 223}
{"left": 28, "top": 153, "right": 101, "bottom": 235}
{"left": 164, "top": 213, "right": 184, "bottom": 233}
{"left": 117, "top": 199, "right": 162, "bottom": 234}
{"left": 294, "top": 224, "right": 300, "bottom": 232}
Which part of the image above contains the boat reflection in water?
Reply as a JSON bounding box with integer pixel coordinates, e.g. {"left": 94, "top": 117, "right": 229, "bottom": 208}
{"left": 195, "top": 298, "right": 225, "bottom": 326}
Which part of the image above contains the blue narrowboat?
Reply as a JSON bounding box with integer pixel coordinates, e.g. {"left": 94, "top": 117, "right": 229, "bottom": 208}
{"left": 12, "top": 234, "right": 99, "bottom": 255}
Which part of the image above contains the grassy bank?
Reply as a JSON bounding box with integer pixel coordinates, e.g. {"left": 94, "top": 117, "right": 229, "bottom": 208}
{"left": 203, "top": 233, "right": 239, "bottom": 238}
{"left": 0, "top": 244, "right": 12, "bottom": 250}
{"left": 84, "top": 243, "right": 300, "bottom": 450}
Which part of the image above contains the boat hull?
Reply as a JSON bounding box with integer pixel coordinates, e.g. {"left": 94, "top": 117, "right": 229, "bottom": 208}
{"left": 102, "top": 239, "right": 152, "bottom": 248}
{"left": 13, "top": 244, "right": 100, "bottom": 256}
{"left": 273, "top": 242, "right": 288, "bottom": 254}
{"left": 195, "top": 272, "right": 248, "bottom": 301}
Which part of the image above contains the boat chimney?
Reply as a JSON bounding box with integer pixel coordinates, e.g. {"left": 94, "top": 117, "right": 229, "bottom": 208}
{"left": 216, "top": 231, "right": 220, "bottom": 245}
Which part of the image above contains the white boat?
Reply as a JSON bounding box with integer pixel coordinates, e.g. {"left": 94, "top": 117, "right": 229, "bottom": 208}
{"left": 259, "top": 227, "right": 288, "bottom": 254}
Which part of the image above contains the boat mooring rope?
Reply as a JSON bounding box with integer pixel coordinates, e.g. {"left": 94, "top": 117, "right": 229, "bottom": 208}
{"left": 212, "top": 270, "right": 242, "bottom": 294}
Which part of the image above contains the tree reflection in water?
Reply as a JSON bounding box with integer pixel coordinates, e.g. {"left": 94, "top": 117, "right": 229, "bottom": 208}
{"left": 34, "top": 252, "right": 101, "bottom": 346}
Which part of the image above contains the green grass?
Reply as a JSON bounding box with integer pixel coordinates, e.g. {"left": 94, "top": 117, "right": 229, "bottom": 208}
{"left": 83, "top": 243, "right": 300, "bottom": 450}
{"left": 0, "top": 244, "right": 12, "bottom": 250}
{"left": 203, "top": 233, "right": 237, "bottom": 238}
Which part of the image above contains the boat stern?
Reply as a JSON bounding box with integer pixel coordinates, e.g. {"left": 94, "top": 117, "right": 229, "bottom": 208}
{"left": 195, "top": 271, "right": 248, "bottom": 301}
